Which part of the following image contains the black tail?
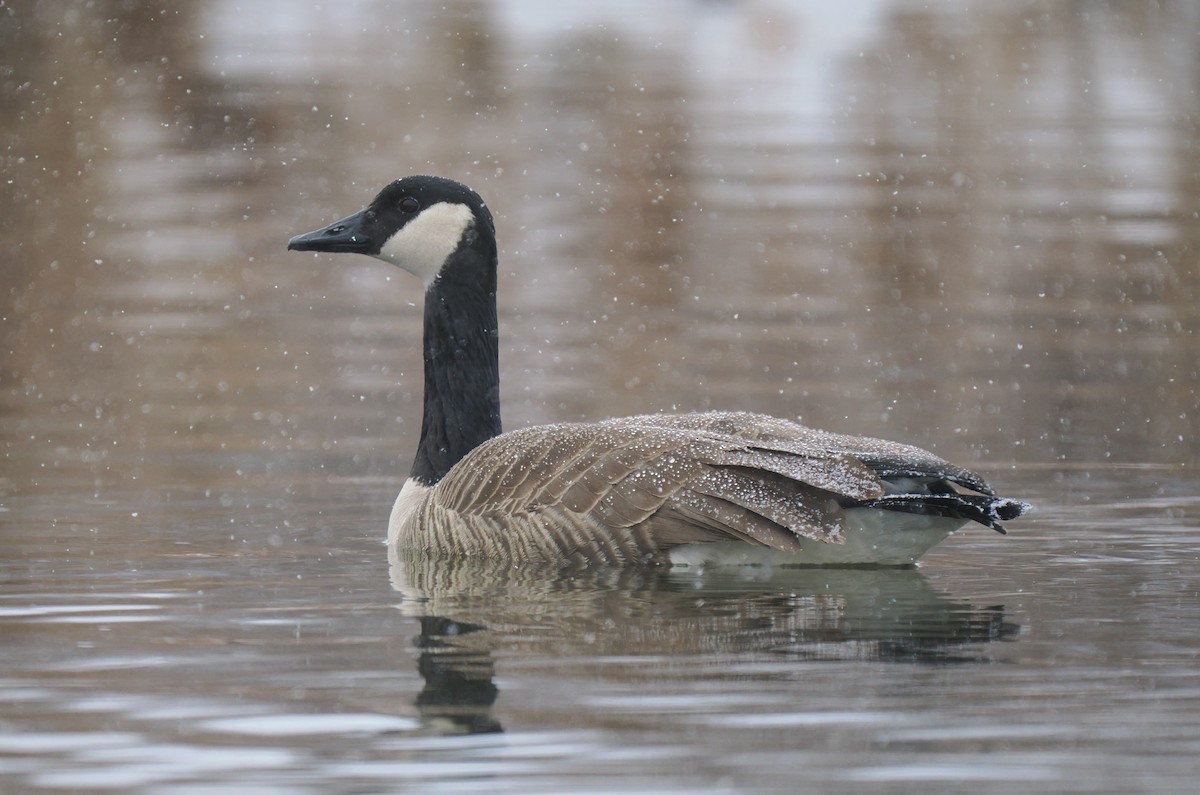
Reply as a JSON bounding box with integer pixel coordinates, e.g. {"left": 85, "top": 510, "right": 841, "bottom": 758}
{"left": 855, "top": 493, "right": 1030, "bottom": 534}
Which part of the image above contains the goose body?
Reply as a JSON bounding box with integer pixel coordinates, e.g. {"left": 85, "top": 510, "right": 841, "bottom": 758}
{"left": 288, "top": 176, "right": 1027, "bottom": 566}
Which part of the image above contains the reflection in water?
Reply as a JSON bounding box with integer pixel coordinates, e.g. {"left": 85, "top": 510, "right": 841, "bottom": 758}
{"left": 392, "top": 548, "right": 1019, "bottom": 736}
{"left": 414, "top": 616, "right": 502, "bottom": 735}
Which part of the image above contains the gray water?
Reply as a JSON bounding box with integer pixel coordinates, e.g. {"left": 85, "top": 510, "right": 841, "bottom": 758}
{"left": 3, "top": 1, "right": 1200, "bottom": 792}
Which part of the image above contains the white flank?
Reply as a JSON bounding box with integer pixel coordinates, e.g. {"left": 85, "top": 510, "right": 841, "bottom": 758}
{"left": 388, "top": 478, "right": 431, "bottom": 544}
{"left": 374, "top": 202, "right": 475, "bottom": 286}
{"left": 669, "top": 509, "right": 967, "bottom": 567}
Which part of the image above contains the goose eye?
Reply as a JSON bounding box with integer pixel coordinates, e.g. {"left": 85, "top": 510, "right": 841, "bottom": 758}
{"left": 399, "top": 196, "right": 420, "bottom": 213}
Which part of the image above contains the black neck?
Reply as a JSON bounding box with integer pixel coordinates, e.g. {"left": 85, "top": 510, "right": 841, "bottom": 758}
{"left": 409, "top": 244, "right": 502, "bottom": 485}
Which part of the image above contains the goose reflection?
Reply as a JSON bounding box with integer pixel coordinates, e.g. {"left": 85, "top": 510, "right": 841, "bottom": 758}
{"left": 412, "top": 616, "right": 503, "bottom": 735}
{"left": 392, "top": 547, "right": 1019, "bottom": 736}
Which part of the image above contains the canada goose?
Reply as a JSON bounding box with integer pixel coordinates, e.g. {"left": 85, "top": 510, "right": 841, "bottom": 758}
{"left": 288, "top": 175, "right": 1028, "bottom": 566}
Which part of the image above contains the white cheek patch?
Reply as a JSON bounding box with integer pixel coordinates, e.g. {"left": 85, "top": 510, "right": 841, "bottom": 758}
{"left": 374, "top": 202, "right": 475, "bottom": 287}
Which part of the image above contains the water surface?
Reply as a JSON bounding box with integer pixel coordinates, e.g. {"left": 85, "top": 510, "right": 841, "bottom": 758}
{"left": 2, "top": 1, "right": 1199, "bottom": 792}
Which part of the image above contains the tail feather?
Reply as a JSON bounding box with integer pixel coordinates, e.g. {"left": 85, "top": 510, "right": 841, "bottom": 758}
{"left": 855, "top": 493, "right": 1031, "bottom": 534}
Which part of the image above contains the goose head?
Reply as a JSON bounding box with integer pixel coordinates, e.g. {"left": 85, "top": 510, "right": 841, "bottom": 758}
{"left": 287, "top": 175, "right": 496, "bottom": 287}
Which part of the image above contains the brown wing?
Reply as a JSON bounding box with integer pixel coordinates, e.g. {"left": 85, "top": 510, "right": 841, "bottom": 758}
{"left": 642, "top": 411, "right": 994, "bottom": 494}
{"left": 417, "top": 411, "right": 962, "bottom": 564}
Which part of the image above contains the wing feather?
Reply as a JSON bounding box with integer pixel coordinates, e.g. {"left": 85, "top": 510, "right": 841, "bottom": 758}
{"left": 397, "top": 410, "right": 1012, "bottom": 563}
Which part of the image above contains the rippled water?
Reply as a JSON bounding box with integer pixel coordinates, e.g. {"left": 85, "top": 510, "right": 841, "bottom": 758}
{"left": 3, "top": 1, "right": 1200, "bottom": 792}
